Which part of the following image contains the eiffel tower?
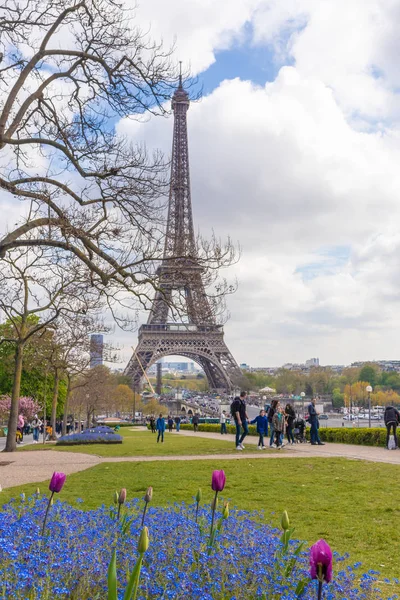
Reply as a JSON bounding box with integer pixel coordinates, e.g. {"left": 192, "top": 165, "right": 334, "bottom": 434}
{"left": 124, "top": 75, "right": 243, "bottom": 391}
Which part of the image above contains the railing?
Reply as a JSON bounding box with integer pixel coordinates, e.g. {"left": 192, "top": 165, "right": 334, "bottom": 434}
{"left": 140, "top": 323, "right": 223, "bottom": 334}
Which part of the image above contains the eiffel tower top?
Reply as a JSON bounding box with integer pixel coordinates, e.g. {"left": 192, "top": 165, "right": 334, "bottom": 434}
{"left": 163, "top": 67, "right": 196, "bottom": 260}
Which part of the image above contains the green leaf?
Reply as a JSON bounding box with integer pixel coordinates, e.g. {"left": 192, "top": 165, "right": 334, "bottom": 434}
{"left": 294, "top": 541, "right": 305, "bottom": 556}
{"left": 107, "top": 548, "right": 117, "bottom": 600}
{"left": 295, "top": 579, "right": 308, "bottom": 598}
{"left": 123, "top": 554, "right": 143, "bottom": 600}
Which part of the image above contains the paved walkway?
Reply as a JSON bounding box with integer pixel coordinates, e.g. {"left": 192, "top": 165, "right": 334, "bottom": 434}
{"left": 0, "top": 433, "right": 36, "bottom": 451}
{"left": 1, "top": 429, "right": 399, "bottom": 490}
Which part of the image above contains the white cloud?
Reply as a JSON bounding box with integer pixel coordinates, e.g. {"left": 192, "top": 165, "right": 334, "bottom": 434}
{"left": 129, "top": 0, "right": 260, "bottom": 73}
{"left": 118, "top": 57, "right": 400, "bottom": 366}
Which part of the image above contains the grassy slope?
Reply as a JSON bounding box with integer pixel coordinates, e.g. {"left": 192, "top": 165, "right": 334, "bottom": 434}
{"left": 4, "top": 455, "right": 400, "bottom": 579}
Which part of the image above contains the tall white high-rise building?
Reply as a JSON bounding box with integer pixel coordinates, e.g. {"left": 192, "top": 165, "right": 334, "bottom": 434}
{"left": 305, "top": 358, "right": 319, "bottom": 368}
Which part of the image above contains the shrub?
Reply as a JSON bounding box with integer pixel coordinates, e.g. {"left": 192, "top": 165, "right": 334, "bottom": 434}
{"left": 57, "top": 426, "right": 122, "bottom": 445}
{"left": 181, "top": 423, "right": 388, "bottom": 447}
{"left": 181, "top": 423, "right": 258, "bottom": 436}
{"left": 0, "top": 496, "right": 382, "bottom": 599}
{"left": 319, "top": 428, "right": 386, "bottom": 446}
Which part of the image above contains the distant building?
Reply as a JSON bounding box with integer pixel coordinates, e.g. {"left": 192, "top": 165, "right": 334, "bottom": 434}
{"left": 90, "top": 334, "right": 104, "bottom": 368}
{"left": 305, "top": 358, "right": 320, "bottom": 368}
{"left": 148, "top": 360, "right": 201, "bottom": 375}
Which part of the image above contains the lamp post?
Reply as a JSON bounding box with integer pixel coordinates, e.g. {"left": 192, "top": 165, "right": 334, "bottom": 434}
{"left": 366, "top": 385, "right": 373, "bottom": 428}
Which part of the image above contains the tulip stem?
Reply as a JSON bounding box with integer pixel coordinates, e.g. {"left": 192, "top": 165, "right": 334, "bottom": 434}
{"left": 317, "top": 580, "right": 323, "bottom": 600}
{"left": 123, "top": 553, "right": 143, "bottom": 600}
{"left": 117, "top": 503, "right": 121, "bottom": 521}
{"left": 209, "top": 491, "right": 218, "bottom": 538}
{"left": 195, "top": 501, "right": 199, "bottom": 523}
{"left": 141, "top": 501, "right": 148, "bottom": 527}
{"left": 41, "top": 491, "right": 55, "bottom": 538}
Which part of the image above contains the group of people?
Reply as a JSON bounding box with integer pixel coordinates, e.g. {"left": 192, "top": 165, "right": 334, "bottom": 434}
{"left": 231, "top": 392, "right": 325, "bottom": 450}
{"left": 16, "top": 414, "right": 50, "bottom": 444}
{"left": 15, "top": 414, "right": 68, "bottom": 444}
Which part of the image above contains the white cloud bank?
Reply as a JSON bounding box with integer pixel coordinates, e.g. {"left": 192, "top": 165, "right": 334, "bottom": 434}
{"left": 3, "top": 0, "right": 400, "bottom": 367}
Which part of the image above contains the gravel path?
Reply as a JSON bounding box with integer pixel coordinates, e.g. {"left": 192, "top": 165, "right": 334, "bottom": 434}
{"left": 1, "top": 429, "right": 399, "bottom": 490}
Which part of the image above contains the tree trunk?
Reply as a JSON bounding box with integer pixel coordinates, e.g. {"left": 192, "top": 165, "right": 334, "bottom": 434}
{"left": 4, "top": 343, "right": 24, "bottom": 452}
{"left": 50, "top": 370, "right": 60, "bottom": 440}
{"left": 62, "top": 377, "right": 71, "bottom": 436}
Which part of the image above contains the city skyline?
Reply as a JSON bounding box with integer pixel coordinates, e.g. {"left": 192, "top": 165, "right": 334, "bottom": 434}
{"left": 2, "top": 1, "right": 400, "bottom": 367}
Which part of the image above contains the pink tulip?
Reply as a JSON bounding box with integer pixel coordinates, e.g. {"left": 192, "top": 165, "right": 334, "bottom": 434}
{"left": 211, "top": 470, "right": 226, "bottom": 492}
{"left": 310, "top": 539, "right": 333, "bottom": 583}
{"left": 118, "top": 488, "right": 127, "bottom": 505}
{"left": 49, "top": 472, "right": 66, "bottom": 493}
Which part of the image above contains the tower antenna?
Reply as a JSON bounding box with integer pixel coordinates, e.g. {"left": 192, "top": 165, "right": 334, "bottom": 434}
{"left": 179, "top": 61, "right": 183, "bottom": 87}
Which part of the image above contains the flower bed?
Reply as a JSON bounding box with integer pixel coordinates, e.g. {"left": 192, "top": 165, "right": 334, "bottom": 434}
{"left": 0, "top": 493, "right": 383, "bottom": 599}
{"left": 56, "top": 426, "right": 122, "bottom": 445}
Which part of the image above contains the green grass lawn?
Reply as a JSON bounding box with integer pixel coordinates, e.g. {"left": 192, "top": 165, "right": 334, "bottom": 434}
{"left": 3, "top": 456, "right": 400, "bottom": 581}
{"left": 19, "top": 429, "right": 249, "bottom": 457}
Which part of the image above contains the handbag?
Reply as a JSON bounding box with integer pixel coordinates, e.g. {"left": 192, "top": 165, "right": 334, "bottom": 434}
{"left": 388, "top": 435, "right": 396, "bottom": 450}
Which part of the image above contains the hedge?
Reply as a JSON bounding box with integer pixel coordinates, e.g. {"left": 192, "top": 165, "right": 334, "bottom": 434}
{"left": 180, "top": 423, "right": 388, "bottom": 447}
{"left": 180, "top": 423, "right": 257, "bottom": 435}
{"left": 318, "top": 427, "right": 386, "bottom": 446}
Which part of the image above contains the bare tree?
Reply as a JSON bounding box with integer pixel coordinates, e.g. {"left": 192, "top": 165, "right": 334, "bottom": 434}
{"left": 0, "top": 246, "right": 103, "bottom": 451}
{"left": 0, "top": 0, "right": 236, "bottom": 322}
{"left": 46, "top": 314, "right": 117, "bottom": 438}
{"left": 69, "top": 364, "right": 112, "bottom": 428}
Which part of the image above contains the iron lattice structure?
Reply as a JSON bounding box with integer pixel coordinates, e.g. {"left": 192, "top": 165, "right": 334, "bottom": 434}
{"left": 125, "top": 79, "right": 243, "bottom": 391}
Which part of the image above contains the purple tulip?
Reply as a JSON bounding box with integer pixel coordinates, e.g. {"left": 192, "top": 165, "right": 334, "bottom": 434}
{"left": 211, "top": 470, "right": 226, "bottom": 492}
{"left": 49, "top": 472, "right": 66, "bottom": 494}
{"left": 310, "top": 539, "right": 333, "bottom": 583}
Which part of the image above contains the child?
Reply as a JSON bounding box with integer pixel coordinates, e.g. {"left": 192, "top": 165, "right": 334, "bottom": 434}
{"left": 156, "top": 413, "right": 166, "bottom": 443}
{"left": 250, "top": 409, "right": 269, "bottom": 449}
{"left": 149, "top": 416, "right": 156, "bottom": 433}
{"left": 272, "top": 405, "right": 285, "bottom": 449}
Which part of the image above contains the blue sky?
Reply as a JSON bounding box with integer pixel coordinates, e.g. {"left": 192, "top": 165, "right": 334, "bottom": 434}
{"left": 200, "top": 40, "right": 279, "bottom": 95}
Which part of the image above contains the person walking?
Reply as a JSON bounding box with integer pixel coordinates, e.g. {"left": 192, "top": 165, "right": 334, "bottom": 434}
{"left": 167, "top": 415, "right": 174, "bottom": 433}
{"left": 149, "top": 416, "right": 156, "bottom": 433}
{"left": 220, "top": 410, "right": 227, "bottom": 434}
{"left": 308, "top": 398, "right": 325, "bottom": 445}
{"left": 285, "top": 403, "right": 296, "bottom": 445}
{"left": 267, "top": 399, "right": 279, "bottom": 447}
{"left": 31, "top": 414, "right": 42, "bottom": 443}
{"left": 250, "top": 409, "right": 268, "bottom": 449}
{"left": 384, "top": 405, "right": 400, "bottom": 449}
{"left": 192, "top": 413, "right": 200, "bottom": 432}
{"left": 231, "top": 391, "right": 249, "bottom": 450}
{"left": 156, "top": 413, "right": 165, "bottom": 443}
{"left": 174, "top": 415, "right": 181, "bottom": 432}
{"left": 272, "top": 405, "right": 285, "bottom": 448}
{"left": 16, "top": 414, "right": 25, "bottom": 444}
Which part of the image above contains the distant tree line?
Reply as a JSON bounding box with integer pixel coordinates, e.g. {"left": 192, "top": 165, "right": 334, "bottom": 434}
{"left": 242, "top": 363, "right": 400, "bottom": 408}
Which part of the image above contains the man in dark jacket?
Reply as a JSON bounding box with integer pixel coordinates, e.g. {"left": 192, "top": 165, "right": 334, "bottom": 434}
{"left": 192, "top": 413, "right": 200, "bottom": 432}
{"left": 384, "top": 406, "right": 400, "bottom": 449}
{"left": 308, "top": 398, "right": 325, "bottom": 445}
{"left": 231, "top": 391, "right": 249, "bottom": 450}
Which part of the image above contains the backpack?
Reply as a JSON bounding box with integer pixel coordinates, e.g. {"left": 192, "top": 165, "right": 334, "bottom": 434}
{"left": 230, "top": 398, "right": 239, "bottom": 417}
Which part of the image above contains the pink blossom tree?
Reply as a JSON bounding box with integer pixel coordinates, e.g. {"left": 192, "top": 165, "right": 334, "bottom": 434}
{"left": 0, "top": 396, "right": 40, "bottom": 421}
